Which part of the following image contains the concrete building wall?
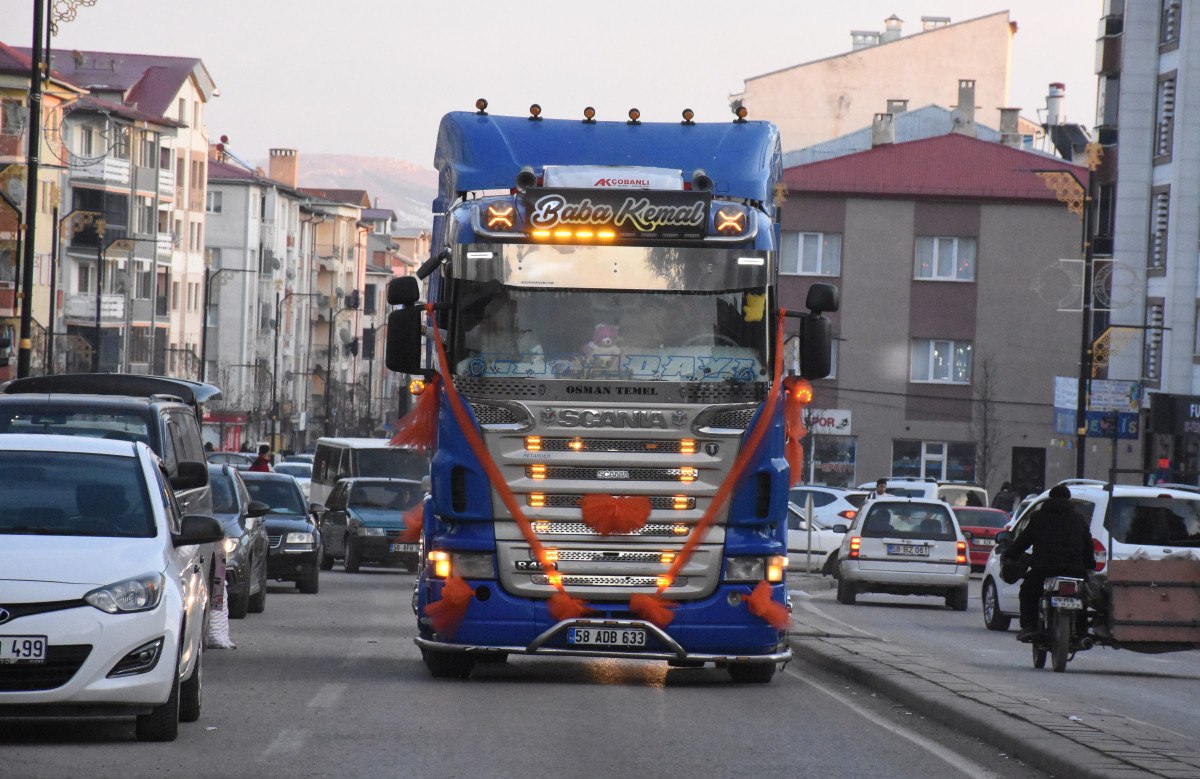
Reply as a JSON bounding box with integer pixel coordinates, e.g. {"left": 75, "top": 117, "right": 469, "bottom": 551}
{"left": 734, "top": 12, "right": 1013, "bottom": 152}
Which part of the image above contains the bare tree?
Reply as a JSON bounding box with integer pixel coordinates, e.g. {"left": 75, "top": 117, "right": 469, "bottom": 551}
{"left": 971, "top": 354, "right": 1006, "bottom": 492}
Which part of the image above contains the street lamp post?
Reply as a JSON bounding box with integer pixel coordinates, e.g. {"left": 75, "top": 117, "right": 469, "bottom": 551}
{"left": 17, "top": 0, "right": 46, "bottom": 378}
{"left": 272, "top": 289, "right": 318, "bottom": 452}
{"left": 199, "top": 266, "right": 256, "bottom": 382}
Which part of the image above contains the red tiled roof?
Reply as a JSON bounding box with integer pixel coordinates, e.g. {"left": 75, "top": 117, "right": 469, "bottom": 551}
{"left": 300, "top": 188, "right": 370, "bottom": 207}
{"left": 782, "top": 134, "right": 1088, "bottom": 202}
{"left": 208, "top": 158, "right": 257, "bottom": 181}
{"left": 0, "top": 40, "right": 80, "bottom": 88}
{"left": 69, "top": 95, "right": 184, "bottom": 128}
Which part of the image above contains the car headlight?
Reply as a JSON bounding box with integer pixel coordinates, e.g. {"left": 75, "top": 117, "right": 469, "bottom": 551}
{"left": 222, "top": 537, "right": 239, "bottom": 555}
{"left": 357, "top": 526, "right": 386, "bottom": 536}
{"left": 724, "top": 557, "right": 765, "bottom": 582}
{"left": 286, "top": 532, "right": 315, "bottom": 544}
{"left": 85, "top": 573, "right": 166, "bottom": 614}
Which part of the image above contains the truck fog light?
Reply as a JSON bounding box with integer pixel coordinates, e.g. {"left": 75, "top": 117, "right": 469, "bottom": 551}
{"left": 766, "top": 556, "right": 787, "bottom": 583}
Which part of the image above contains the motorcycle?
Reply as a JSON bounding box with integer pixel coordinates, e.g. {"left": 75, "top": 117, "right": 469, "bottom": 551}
{"left": 1031, "top": 575, "right": 1092, "bottom": 672}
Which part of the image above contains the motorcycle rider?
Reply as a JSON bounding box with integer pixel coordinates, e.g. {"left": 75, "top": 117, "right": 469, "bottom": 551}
{"left": 1000, "top": 483, "right": 1096, "bottom": 642}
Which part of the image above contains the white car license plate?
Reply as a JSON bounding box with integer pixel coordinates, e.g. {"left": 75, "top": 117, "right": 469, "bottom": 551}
{"left": 1050, "top": 596, "right": 1083, "bottom": 609}
{"left": 886, "top": 544, "right": 930, "bottom": 557}
{"left": 568, "top": 627, "right": 646, "bottom": 647}
{"left": 389, "top": 543, "right": 417, "bottom": 553}
{"left": 974, "top": 538, "right": 996, "bottom": 546}
{"left": 0, "top": 635, "right": 47, "bottom": 664}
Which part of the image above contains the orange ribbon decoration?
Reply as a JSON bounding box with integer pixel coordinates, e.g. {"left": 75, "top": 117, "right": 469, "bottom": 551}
{"left": 741, "top": 579, "right": 790, "bottom": 630}
{"left": 398, "top": 504, "right": 423, "bottom": 544}
{"left": 782, "top": 376, "right": 811, "bottom": 487}
{"left": 389, "top": 374, "right": 442, "bottom": 452}
{"left": 580, "top": 494, "right": 652, "bottom": 535}
{"left": 424, "top": 305, "right": 592, "bottom": 623}
{"left": 425, "top": 575, "right": 474, "bottom": 636}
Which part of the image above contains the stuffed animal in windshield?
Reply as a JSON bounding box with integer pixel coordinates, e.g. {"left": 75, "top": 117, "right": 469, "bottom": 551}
{"left": 582, "top": 324, "right": 621, "bottom": 373}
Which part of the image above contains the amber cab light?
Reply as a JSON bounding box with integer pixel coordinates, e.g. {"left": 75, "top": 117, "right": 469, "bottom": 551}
{"left": 409, "top": 379, "right": 426, "bottom": 396}
{"left": 715, "top": 207, "right": 746, "bottom": 235}
{"left": 428, "top": 550, "right": 451, "bottom": 578}
{"left": 848, "top": 537, "right": 861, "bottom": 559}
{"left": 485, "top": 203, "right": 515, "bottom": 230}
{"left": 766, "top": 555, "right": 787, "bottom": 583}
{"left": 525, "top": 436, "right": 542, "bottom": 451}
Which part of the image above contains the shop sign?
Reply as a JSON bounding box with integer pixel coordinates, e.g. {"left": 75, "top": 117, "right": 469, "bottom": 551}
{"left": 804, "top": 408, "right": 851, "bottom": 436}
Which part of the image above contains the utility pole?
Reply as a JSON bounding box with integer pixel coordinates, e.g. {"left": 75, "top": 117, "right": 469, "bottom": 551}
{"left": 17, "top": 0, "right": 45, "bottom": 377}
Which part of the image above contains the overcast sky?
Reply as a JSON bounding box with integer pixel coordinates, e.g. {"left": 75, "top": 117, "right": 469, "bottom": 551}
{"left": 1, "top": 1, "right": 1098, "bottom": 166}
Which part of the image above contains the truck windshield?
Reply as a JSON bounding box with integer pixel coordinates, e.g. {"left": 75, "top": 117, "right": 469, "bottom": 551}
{"left": 452, "top": 244, "right": 772, "bottom": 382}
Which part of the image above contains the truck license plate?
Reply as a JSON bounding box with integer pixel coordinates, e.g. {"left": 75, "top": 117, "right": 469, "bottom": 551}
{"left": 886, "top": 544, "right": 930, "bottom": 557}
{"left": 389, "top": 543, "right": 417, "bottom": 553}
{"left": 0, "top": 635, "right": 46, "bottom": 664}
{"left": 568, "top": 628, "right": 646, "bottom": 647}
{"left": 1050, "top": 597, "right": 1082, "bottom": 609}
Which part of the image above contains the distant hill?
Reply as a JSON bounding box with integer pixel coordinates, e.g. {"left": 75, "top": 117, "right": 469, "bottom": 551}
{"left": 258, "top": 153, "right": 437, "bottom": 229}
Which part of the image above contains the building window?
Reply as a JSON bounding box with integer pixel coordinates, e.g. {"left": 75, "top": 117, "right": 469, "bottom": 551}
{"left": 206, "top": 247, "right": 222, "bottom": 269}
{"left": 915, "top": 236, "right": 975, "bottom": 281}
{"left": 136, "top": 196, "right": 154, "bottom": 235}
{"left": 1155, "top": 75, "right": 1176, "bottom": 159}
{"left": 1145, "top": 301, "right": 1164, "bottom": 382}
{"left": 911, "top": 339, "right": 972, "bottom": 383}
{"left": 780, "top": 231, "right": 841, "bottom": 276}
{"left": 1149, "top": 187, "right": 1170, "bottom": 270}
{"left": 78, "top": 126, "right": 94, "bottom": 158}
{"left": 171, "top": 281, "right": 180, "bottom": 311}
{"left": 1161, "top": 0, "right": 1182, "bottom": 46}
{"left": 250, "top": 192, "right": 260, "bottom": 220}
{"left": 136, "top": 267, "right": 152, "bottom": 300}
{"left": 111, "top": 126, "right": 129, "bottom": 160}
{"left": 77, "top": 263, "right": 92, "bottom": 294}
{"left": 892, "top": 440, "right": 976, "bottom": 482}
{"left": 139, "top": 132, "right": 156, "bottom": 168}
{"left": 178, "top": 98, "right": 187, "bottom": 124}
{"left": 206, "top": 191, "right": 222, "bottom": 214}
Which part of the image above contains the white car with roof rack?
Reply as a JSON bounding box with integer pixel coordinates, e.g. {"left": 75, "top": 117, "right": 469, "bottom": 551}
{"left": 834, "top": 496, "right": 972, "bottom": 610}
{"left": 980, "top": 480, "right": 1200, "bottom": 631}
{"left": 858, "top": 477, "right": 988, "bottom": 507}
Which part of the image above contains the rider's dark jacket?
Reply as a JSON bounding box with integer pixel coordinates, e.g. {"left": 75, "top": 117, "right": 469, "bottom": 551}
{"left": 1001, "top": 496, "right": 1095, "bottom": 576}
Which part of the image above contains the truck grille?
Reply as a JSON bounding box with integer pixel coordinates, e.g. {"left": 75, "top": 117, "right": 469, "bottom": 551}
{"left": 554, "top": 550, "right": 665, "bottom": 563}
{"left": 528, "top": 521, "right": 688, "bottom": 537}
{"left": 527, "top": 465, "right": 696, "bottom": 482}
{"left": 536, "top": 494, "right": 695, "bottom": 511}
{"left": 706, "top": 408, "right": 756, "bottom": 430}
{"left": 531, "top": 574, "right": 679, "bottom": 587}
{"left": 0, "top": 645, "right": 91, "bottom": 692}
{"left": 534, "top": 437, "right": 703, "bottom": 454}
{"left": 470, "top": 403, "right": 518, "bottom": 425}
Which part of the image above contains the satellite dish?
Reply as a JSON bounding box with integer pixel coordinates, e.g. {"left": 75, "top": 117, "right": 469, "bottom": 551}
{"left": 316, "top": 293, "right": 329, "bottom": 308}
{"left": 334, "top": 286, "right": 345, "bottom": 298}
{"left": 338, "top": 328, "right": 352, "bottom": 344}
{"left": 271, "top": 257, "right": 281, "bottom": 270}
{"left": 949, "top": 109, "right": 969, "bottom": 128}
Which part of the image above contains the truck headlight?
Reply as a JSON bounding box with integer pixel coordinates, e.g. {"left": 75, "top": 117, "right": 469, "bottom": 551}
{"left": 724, "top": 557, "right": 765, "bottom": 583}
{"left": 452, "top": 553, "right": 495, "bottom": 579}
{"left": 356, "top": 526, "right": 386, "bottom": 536}
{"left": 286, "top": 532, "right": 315, "bottom": 545}
{"left": 85, "top": 573, "right": 165, "bottom": 614}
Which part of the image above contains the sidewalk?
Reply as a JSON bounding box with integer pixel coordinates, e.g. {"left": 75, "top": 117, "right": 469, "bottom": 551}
{"left": 786, "top": 572, "right": 1200, "bottom": 779}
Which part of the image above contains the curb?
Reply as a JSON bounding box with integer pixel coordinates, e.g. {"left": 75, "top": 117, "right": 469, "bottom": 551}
{"left": 790, "top": 636, "right": 1145, "bottom": 779}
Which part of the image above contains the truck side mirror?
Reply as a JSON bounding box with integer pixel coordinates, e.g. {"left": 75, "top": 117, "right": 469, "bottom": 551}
{"left": 388, "top": 276, "right": 421, "bottom": 306}
{"left": 798, "top": 315, "right": 832, "bottom": 379}
{"left": 386, "top": 307, "right": 424, "bottom": 374}
{"left": 805, "top": 282, "right": 840, "bottom": 315}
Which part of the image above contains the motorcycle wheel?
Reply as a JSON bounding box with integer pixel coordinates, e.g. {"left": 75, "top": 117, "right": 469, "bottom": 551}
{"left": 1051, "top": 610, "right": 1071, "bottom": 672}
{"left": 1032, "top": 641, "right": 1047, "bottom": 669}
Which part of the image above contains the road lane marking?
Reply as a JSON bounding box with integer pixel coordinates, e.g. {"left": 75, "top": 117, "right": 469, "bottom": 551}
{"left": 307, "top": 683, "right": 347, "bottom": 708}
{"left": 260, "top": 728, "right": 308, "bottom": 759}
{"left": 786, "top": 667, "right": 1003, "bottom": 779}
{"left": 792, "top": 599, "right": 878, "bottom": 638}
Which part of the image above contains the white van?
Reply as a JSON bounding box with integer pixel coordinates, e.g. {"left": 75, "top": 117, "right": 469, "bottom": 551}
{"left": 859, "top": 477, "right": 989, "bottom": 508}
{"left": 310, "top": 437, "right": 428, "bottom": 508}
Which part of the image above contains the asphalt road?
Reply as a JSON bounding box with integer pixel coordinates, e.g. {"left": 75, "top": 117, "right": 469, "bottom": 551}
{"left": 4, "top": 568, "right": 1047, "bottom": 779}
{"left": 793, "top": 574, "right": 1200, "bottom": 743}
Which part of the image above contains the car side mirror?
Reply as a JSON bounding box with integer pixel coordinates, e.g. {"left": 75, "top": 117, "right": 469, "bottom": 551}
{"left": 175, "top": 514, "right": 224, "bottom": 547}
{"left": 832, "top": 523, "right": 849, "bottom": 534}
{"left": 995, "top": 530, "right": 1013, "bottom": 545}
{"left": 170, "top": 461, "right": 208, "bottom": 492}
{"left": 247, "top": 500, "right": 271, "bottom": 518}
{"left": 309, "top": 502, "right": 326, "bottom": 517}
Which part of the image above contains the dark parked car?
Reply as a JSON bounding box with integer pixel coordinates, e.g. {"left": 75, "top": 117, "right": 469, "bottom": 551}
{"left": 240, "top": 471, "right": 322, "bottom": 594}
{"left": 209, "top": 464, "right": 272, "bottom": 618}
{"left": 316, "top": 478, "right": 424, "bottom": 572}
{"left": 207, "top": 451, "right": 257, "bottom": 470}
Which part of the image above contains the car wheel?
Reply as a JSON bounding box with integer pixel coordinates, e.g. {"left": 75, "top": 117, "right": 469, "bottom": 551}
{"left": 297, "top": 569, "right": 320, "bottom": 594}
{"left": 247, "top": 563, "right": 267, "bottom": 614}
{"left": 319, "top": 547, "right": 335, "bottom": 571}
{"left": 727, "top": 662, "right": 775, "bottom": 684}
{"left": 946, "top": 585, "right": 969, "bottom": 612}
{"left": 424, "top": 649, "right": 475, "bottom": 679}
{"left": 836, "top": 577, "right": 856, "bottom": 605}
{"left": 344, "top": 537, "right": 361, "bottom": 573}
{"left": 227, "top": 581, "right": 249, "bottom": 620}
{"left": 982, "top": 579, "right": 1011, "bottom": 631}
{"left": 179, "top": 644, "right": 202, "bottom": 723}
{"left": 136, "top": 654, "right": 181, "bottom": 742}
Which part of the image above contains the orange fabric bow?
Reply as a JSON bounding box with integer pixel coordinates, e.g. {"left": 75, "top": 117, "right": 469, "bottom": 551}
{"left": 630, "top": 593, "right": 677, "bottom": 628}
{"left": 398, "top": 504, "right": 423, "bottom": 544}
{"left": 426, "top": 575, "right": 474, "bottom": 637}
{"left": 580, "top": 494, "right": 652, "bottom": 535}
{"left": 548, "top": 591, "right": 593, "bottom": 622}
{"left": 740, "top": 580, "right": 790, "bottom": 630}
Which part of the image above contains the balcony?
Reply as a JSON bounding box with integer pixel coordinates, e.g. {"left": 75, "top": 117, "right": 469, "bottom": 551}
{"left": 158, "top": 169, "right": 176, "bottom": 200}
{"left": 74, "top": 157, "right": 131, "bottom": 186}
{"left": 1095, "top": 28, "right": 1122, "bottom": 76}
{"left": 156, "top": 232, "right": 174, "bottom": 254}
{"left": 64, "top": 292, "right": 124, "bottom": 322}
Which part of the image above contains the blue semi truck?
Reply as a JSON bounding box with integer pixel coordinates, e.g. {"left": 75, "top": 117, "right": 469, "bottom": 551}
{"left": 386, "top": 103, "right": 837, "bottom": 682}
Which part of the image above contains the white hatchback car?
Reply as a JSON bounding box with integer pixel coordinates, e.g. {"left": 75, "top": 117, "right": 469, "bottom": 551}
{"left": 980, "top": 481, "right": 1200, "bottom": 631}
{"left": 0, "top": 435, "right": 223, "bottom": 741}
{"left": 858, "top": 478, "right": 989, "bottom": 508}
{"left": 835, "top": 497, "right": 971, "bottom": 610}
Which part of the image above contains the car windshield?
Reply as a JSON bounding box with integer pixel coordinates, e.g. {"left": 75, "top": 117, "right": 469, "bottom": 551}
{"left": 861, "top": 503, "right": 956, "bottom": 541}
{"left": 349, "top": 483, "right": 420, "bottom": 510}
{"left": 953, "top": 508, "right": 1009, "bottom": 529}
{"left": 275, "top": 463, "right": 312, "bottom": 478}
{"left": 243, "top": 478, "right": 306, "bottom": 515}
{"left": 940, "top": 487, "right": 986, "bottom": 507}
{"left": 209, "top": 470, "right": 239, "bottom": 514}
{"left": 845, "top": 493, "right": 867, "bottom": 509}
{"left": 1105, "top": 497, "right": 1200, "bottom": 547}
{"left": 356, "top": 448, "right": 429, "bottom": 480}
{"left": 450, "top": 244, "right": 771, "bottom": 382}
{"left": 0, "top": 451, "right": 154, "bottom": 537}
{"left": 0, "top": 407, "right": 151, "bottom": 445}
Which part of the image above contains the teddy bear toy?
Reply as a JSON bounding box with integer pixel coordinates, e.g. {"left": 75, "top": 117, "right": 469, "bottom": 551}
{"left": 582, "top": 324, "right": 621, "bottom": 371}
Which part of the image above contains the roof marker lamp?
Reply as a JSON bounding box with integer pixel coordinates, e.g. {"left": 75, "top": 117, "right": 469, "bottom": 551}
{"left": 475, "top": 98, "right": 488, "bottom": 115}
{"left": 528, "top": 103, "right": 543, "bottom": 121}
{"left": 681, "top": 108, "right": 696, "bottom": 126}
{"left": 628, "top": 108, "right": 641, "bottom": 125}
{"left": 715, "top": 206, "right": 747, "bottom": 235}
{"left": 409, "top": 378, "right": 426, "bottom": 396}
{"left": 485, "top": 203, "right": 515, "bottom": 230}
{"left": 583, "top": 106, "right": 596, "bottom": 123}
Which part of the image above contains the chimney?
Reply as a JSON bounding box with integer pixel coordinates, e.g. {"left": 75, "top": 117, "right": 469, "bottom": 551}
{"left": 886, "top": 98, "right": 909, "bottom": 115}
{"left": 851, "top": 30, "right": 881, "bottom": 50}
{"left": 881, "top": 14, "right": 903, "bottom": 43}
{"left": 999, "top": 107, "right": 1023, "bottom": 147}
{"left": 872, "top": 112, "right": 895, "bottom": 147}
{"left": 921, "top": 16, "right": 950, "bottom": 31}
{"left": 951, "top": 79, "right": 977, "bottom": 137}
{"left": 1045, "top": 82, "right": 1066, "bottom": 126}
{"left": 269, "top": 148, "right": 299, "bottom": 188}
